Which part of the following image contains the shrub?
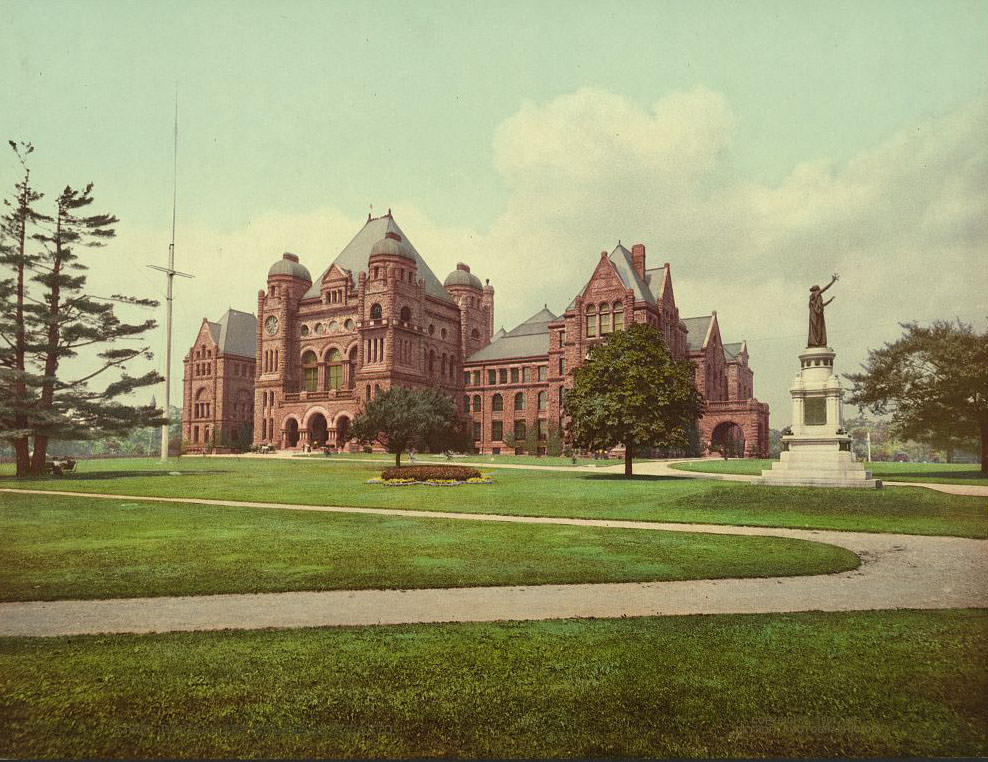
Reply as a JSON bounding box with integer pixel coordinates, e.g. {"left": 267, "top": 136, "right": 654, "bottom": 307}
{"left": 380, "top": 465, "right": 481, "bottom": 482}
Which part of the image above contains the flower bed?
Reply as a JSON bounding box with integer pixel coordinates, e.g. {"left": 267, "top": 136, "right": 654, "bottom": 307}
{"left": 369, "top": 464, "right": 490, "bottom": 486}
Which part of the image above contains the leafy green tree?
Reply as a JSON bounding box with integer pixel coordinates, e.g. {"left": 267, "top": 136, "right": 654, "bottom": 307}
{"left": 350, "top": 387, "right": 459, "bottom": 467}
{"left": 846, "top": 320, "right": 988, "bottom": 475}
{"left": 564, "top": 323, "right": 704, "bottom": 477}
{"left": 546, "top": 420, "right": 563, "bottom": 457}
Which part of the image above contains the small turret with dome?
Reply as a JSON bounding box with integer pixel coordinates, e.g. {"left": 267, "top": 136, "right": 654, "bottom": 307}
{"left": 267, "top": 252, "right": 312, "bottom": 282}
{"left": 444, "top": 262, "right": 491, "bottom": 358}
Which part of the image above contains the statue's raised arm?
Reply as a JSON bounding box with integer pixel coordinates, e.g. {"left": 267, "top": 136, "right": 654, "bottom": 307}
{"left": 807, "top": 273, "right": 839, "bottom": 347}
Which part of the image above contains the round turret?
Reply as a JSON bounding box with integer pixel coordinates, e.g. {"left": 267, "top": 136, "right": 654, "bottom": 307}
{"left": 444, "top": 262, "right": 482, "bottom": 290}
{"left": 268, "top": 252, "right": 311, "bottom": 281}
{"left": 370, "top": 231, "right": 414, "bottom": 261}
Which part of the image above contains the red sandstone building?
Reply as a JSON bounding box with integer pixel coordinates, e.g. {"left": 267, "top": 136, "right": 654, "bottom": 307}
{"left": 182, "top": 212, "right": 769, "bottom": 456}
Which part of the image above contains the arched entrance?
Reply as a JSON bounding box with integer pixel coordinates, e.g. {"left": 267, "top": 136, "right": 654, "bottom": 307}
{"left": 336, "top": 415, "right": 350, "bottom": 448}
{"left": 710, "top": 421, "right": 745, "bottom": 458}
{"left": 285, "top": 418, "right": 300, "bottom": 447}
{"left": 309, "top": 413, "right": 328, "bottom": 448}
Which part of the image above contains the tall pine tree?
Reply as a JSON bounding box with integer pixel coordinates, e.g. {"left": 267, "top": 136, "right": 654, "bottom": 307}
{"left": 0, "top": 141, "right": 47, "bottom": 476}
{"left": 1, "top": 142, "right": 165, "bottom": 475}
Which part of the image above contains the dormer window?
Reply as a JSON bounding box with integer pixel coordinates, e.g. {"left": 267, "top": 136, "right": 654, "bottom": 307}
{"left": 370, "top": 303, "right": 383, "bottom": 320}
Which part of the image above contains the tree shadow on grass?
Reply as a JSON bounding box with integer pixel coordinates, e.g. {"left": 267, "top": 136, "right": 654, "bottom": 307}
{"left": 579, "top": 473, "right": 689, "bottom": 482}
{"left": 0, "top": 470, "right": 233, "bottom": 483}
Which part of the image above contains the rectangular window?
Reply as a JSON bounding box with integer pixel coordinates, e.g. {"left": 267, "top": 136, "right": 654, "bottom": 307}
{"left": 328, "top": 364, "right": 342, "bottom": 390}
{"left": 538, "top": 365, "right": 547, "bottom": 381}
{"left": 559, "top": 358, "right": 566, "bottom": 374}
{"left": 302, "top": 367, "right": 318, "bottom": 392}
{"left": 522, "top": 367, "right": 532, "bottom": 382}
{"left": 514, "top": 420, "right": 527, "bottom": 440}
{"left": 538, "top": 419, "right": 547, "bottom": 440}
{"left": 499, "top": 369, "right": 508, "bottom": 384}
{"left": 491, "top": 421, "right": 503, "bottom": 441}
{"left": 560, "top": 329, "right": 566, "bottom": 345}
{"left": 464, "top": 371, "right": 471, "bottom": 385}
{"left": 472, "top": 371, "right": 480, "bottom": 386}
{"left": 473, "top": 422, "right": 481, "bottom": 441}
{"left": 488, "top": 369, "right": 496, "bottom": 385}
{"left": 510, "top": 368, "right": 519, "bottom": 383}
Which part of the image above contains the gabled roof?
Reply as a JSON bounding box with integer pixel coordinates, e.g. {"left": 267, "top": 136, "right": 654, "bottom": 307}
{"left": 645, "top": 264, "right": 673, "bottom": 303}
{"left": 303, "top": 214, "right": 452, "bottom": 303}
{"left": 683, "top": 315, "right": 715, "bottom": 352}
{"left": 466, "top": 307, "right": 557, "bottom": 363}
{"left": 213, "top": 309, "right": 257, "bottom": 358}
{"left": 724, "top": 341, "right": 746, "bottom": 361}
{"left": 607, "top": 244, "right": 655, "bottom": 306}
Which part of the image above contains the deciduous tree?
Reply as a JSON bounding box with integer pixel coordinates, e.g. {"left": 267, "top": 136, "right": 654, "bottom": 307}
{"left": 846, "top": 320, "right": 988, "bottom": 475}
{"left": 564, "top": 323, "right": 704, "bottom": 477}
{"left": 350, "top": 387, "right": 459, "bottom": 467}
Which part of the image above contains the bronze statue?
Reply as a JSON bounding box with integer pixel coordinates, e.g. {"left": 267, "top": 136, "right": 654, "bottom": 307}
{"left": 808, "top": 273, "right": 838, "bottom": 347}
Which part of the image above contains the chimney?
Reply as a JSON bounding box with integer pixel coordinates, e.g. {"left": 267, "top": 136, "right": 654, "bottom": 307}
{"left": 283, "top": 252, "right": 299, "bottom": 263}
{"left": 631, "top": 243, "right": 646, "bottom": 279}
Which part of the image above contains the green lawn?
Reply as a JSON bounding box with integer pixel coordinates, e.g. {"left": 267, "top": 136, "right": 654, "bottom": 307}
{"left": 672, "top": 458, "right": 988, "bottom": 485}
{"left": 1, "top": 610, "right": 984, "bottom": 758}
{"left": 3, "top": 456, "right": 986, "bottom": 537}
{"left": 0, "top": 492, "right": 859, "bottom": 601}
{"left": 295, "top": 451, "right": 624, "bottom": 467}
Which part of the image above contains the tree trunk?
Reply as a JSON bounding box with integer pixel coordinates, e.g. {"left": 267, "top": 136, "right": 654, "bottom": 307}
{"left": 980, "top": 420, "right": 987, "bottom": 476}
{"left": 14, "top": 438, "right": 31, "bottom": 478}
{"left": 395, "top": 451, "right": 401, "bottom": 468}
{"left": 30, "top": 207, "right": 64, "bottom": 476}
{"left": 624, "top": 442, "right": 633, "bottom": 477}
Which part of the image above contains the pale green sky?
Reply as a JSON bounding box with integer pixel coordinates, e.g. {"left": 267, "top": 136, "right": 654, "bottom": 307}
{"left": 3, "top": 0, "right": 987, "bottom": 424}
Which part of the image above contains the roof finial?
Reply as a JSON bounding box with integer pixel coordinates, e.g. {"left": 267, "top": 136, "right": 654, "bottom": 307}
{"left": 387, "top": 207, "right": 392, "bottom": 217}
{"left": 368, "top": 202, "right": 373, "bottom": 222}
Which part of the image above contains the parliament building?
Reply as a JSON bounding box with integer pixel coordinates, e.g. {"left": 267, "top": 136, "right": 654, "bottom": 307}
{"left": 182, "top": 212, "right": 769, "bottom": 456}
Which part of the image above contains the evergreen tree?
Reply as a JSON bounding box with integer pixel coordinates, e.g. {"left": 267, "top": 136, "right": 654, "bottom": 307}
{"left": 564, "top": 323, "right": 704, "bottom": 477}
{"left": 0, "top": 141, "right": 47, "bottom": 476}
{"left": 0, "top": 142, "right": 164, "bottom": 475}
{"left": 25, "top": 182, "right": 163, "bottom": 472}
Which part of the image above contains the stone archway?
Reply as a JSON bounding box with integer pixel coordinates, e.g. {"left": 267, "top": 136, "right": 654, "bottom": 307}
{"left": 308, "top": 413, "right": 328, "bottom": 448}
{"left": 710, "top": 421, "right": 745, "bottom": 458}
{"left": 335, "top": 415, "right": 351, "bottom": 449}
{"left": 285, "top": 418, "right": 300, "bottom": 447}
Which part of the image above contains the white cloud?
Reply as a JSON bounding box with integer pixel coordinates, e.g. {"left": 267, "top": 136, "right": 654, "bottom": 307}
{"left": 93, "top": 88, "right": 987, "bottom": 426}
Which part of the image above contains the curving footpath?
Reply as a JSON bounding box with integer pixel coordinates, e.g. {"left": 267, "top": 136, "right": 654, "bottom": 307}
{"left": 0, "top": 487, "right": 985, "bottom": 638}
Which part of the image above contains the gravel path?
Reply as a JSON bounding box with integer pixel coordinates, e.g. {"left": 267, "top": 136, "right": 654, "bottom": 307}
{"left": 1, "top": 487, "right": 985, "bottom": 638}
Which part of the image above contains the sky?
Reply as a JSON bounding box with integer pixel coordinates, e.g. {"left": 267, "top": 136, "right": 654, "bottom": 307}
{"left": 3, "top": 0, "right": 987, "bottom": 427}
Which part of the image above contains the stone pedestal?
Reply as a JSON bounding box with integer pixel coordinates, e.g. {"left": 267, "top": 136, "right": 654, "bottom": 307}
{"left": 756, "top": 346, "right": 881, "bottom": 488}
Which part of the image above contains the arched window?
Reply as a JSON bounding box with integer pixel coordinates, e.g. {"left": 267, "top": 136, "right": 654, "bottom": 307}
{"left": 441, "top": 354, "right": 448, "bottom": 377}
{"left": 348, "top": 346, "right": 358, "bottom": 389}
{"left": 472, "top": 394, "right": 481, "bottom": 413}
{"left": 400, "top": 306, "right": 411, "bottom": 322}
{"left": 326, "top": 348, "right": 343, "bottom": 389}
{"left": 585, "top": 304, "right": 597, "bottom": 337}
{"left": 370, "top": 303, "right": 382, "bottom": 320}
{"left": 471, "top": 328, "right": 479, "bottom": 339}
{"left": 599, "top": 303, "right": 612, "bottom": 334}
{"left": 463, "top": 396, "right": 471, "bottom": 413}
{"left": 613, "top": 301, "right": 624, "bottom": 331}
{"left": 538, "top": 391, "right": 547, "bottom": 411}
{"left": 514, "top": 392, "right": 526, "bottom": 412}
{"left": 301, "top": 350, "right": 318, "bottom": 392}
{"left": 429, "top": 350, "right": 435, "bottom": 373}
{"left": 492, "top": 393, "right": 503, "bottom": 412}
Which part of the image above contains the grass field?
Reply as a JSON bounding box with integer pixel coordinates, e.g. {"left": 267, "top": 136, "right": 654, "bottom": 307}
{"left": 0, "top": 492, "right": 859, "bottom": 601}
{"left": 295, "top": 451, "right": 624, "bottom": 467}
{"left": 672, "top": 458, "right": 988, "bottom": 485}
{"left": 1, "top": 610, "right": 984, "bottom": 758}
{"left": 3, "top": 456, "right": 986, "bottom": 537}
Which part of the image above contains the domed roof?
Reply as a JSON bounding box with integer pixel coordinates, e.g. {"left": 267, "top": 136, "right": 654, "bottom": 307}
{"left": 268, "top": 253, "right": 311, "bottom": 281}
{"left": 444, "top": 263, "right": 482, "bottom": 289}
{"left": 369, "top": 231, "right": 413, "bottom": 260}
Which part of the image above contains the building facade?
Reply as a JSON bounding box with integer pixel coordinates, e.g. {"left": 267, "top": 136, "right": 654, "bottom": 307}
{"left": 182, "top": 213, "right": 769, "bottom": 456}
{"left": 181, "top": 309, "right": 257, "bottom": 452}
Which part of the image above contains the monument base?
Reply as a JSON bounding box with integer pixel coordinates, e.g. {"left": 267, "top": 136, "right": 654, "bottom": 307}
{"left": 755, "top": 436, "right": 882, "bottom": 489}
